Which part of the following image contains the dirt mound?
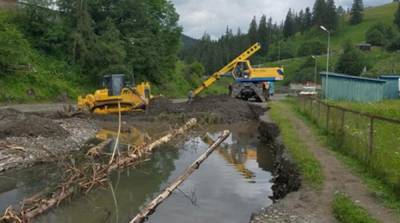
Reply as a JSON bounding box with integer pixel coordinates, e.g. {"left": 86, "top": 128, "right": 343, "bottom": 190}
{"left": 0, "top": 109, "right": 69, "bottom": 138}
{"left": 145, "top": 95, "right": 266, "bottom": 123}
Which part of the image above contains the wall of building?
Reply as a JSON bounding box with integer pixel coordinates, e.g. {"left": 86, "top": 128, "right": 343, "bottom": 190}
{"left": 380, "top": 76, "right": 400, "bottom": 99}
{"left": 321, "top": 72, "right": 386, "bottom": 102}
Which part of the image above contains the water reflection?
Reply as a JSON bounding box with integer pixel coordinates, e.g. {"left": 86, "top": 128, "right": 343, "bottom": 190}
{"left": 0, "top": 122, "right": 274, "bottom": 223}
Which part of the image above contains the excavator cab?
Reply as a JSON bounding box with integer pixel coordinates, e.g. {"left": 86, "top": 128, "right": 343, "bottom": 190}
{"left": 103, "top": 74, "right": 126, "bottom": 96}
{"left": 232, "top": 61, "right": 252, "bottom": 79}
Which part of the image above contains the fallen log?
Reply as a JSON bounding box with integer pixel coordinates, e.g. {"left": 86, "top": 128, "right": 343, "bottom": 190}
{"left": 86, "top": 138, "right": 113, "bottom": 157}
{"left": 109, "top": 118, "right": 198, "bottom": 171}
{"left": 130, "top": 130, "right": 231, "bottom": 223}
{"left": 0, "top": 118, "right": 197, "bottom": 223}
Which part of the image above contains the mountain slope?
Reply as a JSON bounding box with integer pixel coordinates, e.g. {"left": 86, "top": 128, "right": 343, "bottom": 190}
{"left": 266, "top": 2, "right": 400, "bottom": 84}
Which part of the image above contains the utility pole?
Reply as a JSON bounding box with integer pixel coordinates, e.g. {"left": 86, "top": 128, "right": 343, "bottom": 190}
{"left": 320, "top": 26, "right": 331, "bottom": 100}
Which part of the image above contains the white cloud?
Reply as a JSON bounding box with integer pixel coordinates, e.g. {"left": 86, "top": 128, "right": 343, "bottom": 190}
{"left": 171, "top": 0, "right": 391, "bottom": 39}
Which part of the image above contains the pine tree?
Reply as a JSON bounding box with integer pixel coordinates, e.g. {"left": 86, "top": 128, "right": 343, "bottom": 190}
{"left": 248, "top": 17, "right": 258, "bottom": 44}
{"left": 313, "top": 0, "right": 327, "bottom": 26}
{"left": 326, "top": 0, "right": 338, "bottom": 30}
{"left": 304, "top": 7, "right": 313, "bottom": 29}
{"left": 350, "top": 0, "right": 364, "bottom": 25}
{"left": 337, "top": 6, "right": 345, "bottom": 16}
{"left": 283, "top": 9, "right": 295, "bottom": 38}
{"left": 394, "top": 2, "right": 400, "bottom": 29}
{"left": 297, "top": 10, "right": 306, "bottom": 33}
{"left": 258, "top": 15, "right": 269, "bottom": 53}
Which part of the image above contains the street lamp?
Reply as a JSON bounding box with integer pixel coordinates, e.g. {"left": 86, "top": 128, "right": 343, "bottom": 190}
{"left": 320, "top": 25, "right": 330, "bottom": 100}
{"left": 311, "top": 55, "right": 317, "bottom": 89}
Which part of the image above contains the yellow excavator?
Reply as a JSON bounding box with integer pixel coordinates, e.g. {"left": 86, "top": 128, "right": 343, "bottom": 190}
{"left": 191, "top": 43, "right": 284, "bottom": 102}
{"left": 78, "top": 74, "right": 151, "bottom": 115}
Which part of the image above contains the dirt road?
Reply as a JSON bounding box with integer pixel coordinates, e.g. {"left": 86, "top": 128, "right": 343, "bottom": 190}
{"left": 253, "top": 101, "right": 399, "bottom": 223}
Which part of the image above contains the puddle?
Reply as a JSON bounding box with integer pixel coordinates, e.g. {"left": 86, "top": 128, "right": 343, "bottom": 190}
{"left": 0, "top": 121, "right": 274, "bottom": 223}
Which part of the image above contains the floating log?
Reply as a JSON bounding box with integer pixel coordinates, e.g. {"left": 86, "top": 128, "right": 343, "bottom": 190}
{"left": 0, "top": 118, "right": 197, "bottom": 223}
{"left": 109, "top": 118, "right": 198, "bottom": 171}
{"left": 130, "top": 130, "right": 231, "bottom": 223}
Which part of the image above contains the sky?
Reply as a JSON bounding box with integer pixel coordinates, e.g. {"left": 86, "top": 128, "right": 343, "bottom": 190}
{"left": 171, "top": 0, "right": 391, "bottom": 39}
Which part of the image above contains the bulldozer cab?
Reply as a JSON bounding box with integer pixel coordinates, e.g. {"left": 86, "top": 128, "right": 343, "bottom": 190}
{"left": 233, "top": 61, "right": 252, "bottom": 79}
{"left": 103, "top": 74, "right": 125, "bottom": 96}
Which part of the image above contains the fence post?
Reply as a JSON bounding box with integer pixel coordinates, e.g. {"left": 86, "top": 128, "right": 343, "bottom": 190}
{"left": 310, "top": 98, "right": 313, "bottom": 119}
{"left": 318, "top": 100, "right": 321, "bottom": 126}
{"left": 339, "top": 110, "right": 345, "bottom": 148}
{"left": 368, "top": 117, "right": 374, "bottom": 164}
{"left": 326, "top": 105, "right": 330, "bottom": 132}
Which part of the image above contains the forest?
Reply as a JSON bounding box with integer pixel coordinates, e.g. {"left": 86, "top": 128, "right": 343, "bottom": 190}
{"left": 2, "top": 0, "right": 182, "bottom": 85}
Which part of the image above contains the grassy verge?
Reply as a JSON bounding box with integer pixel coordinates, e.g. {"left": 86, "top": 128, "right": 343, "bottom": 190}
{"left": 269, "top": 101, "right": 324, "bottom": 189}
{"left": 331, "top": 100, "right": 400, "bottom": 120}
{"left": 333, "top": 192, "right": 379, "bottom": 223}
{"left": 288, "top": 98, "right": 400, "bottom": 215}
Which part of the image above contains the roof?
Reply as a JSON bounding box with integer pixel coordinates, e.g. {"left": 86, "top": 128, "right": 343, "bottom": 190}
{"left": 320, "top": 72, "right": 386, "bottom": 83}
{"left": 379, "top": 75, "right": 400, "bottom": 79}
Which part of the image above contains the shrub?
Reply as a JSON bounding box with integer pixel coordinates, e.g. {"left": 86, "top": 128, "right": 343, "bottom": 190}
{"left": 336, "top": 41, "right": 367, "bottom": 76}
{"left": 365, "top": 23, "right": 395, "bottom": 46}
{"left": 386, "top": 35, "right": 400, "bottom": 51}
{"left": 0, "top": 12, "right": 31, "bottom": 74}
{"left": 366, "top": 29, "right": 387, "bottom": 46}
{"left": 297, "top": 40, "right": 326, "bottom": 57}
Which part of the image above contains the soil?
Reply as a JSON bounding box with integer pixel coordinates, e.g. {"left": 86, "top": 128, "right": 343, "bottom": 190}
{"left": 0, "top": 95, "right": 265, "bottom": 173}
{"left": 0, "top": 106, "right": 98, "bottom": 172}
{"left": 252, "top": 102, "right": 399, "bottom": 223}
{"left": 143, "top": 95, "right": 267, "bottom": 124}
{"left": 0, "top": 109, "right": 69, "bottom": 138}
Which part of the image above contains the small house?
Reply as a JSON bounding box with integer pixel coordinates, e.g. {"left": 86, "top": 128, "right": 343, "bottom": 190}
{"left": 356, "top": 43, "right": 372, "bottom": 51}
{"left": 320, "top": 72, "right": 386, "bottom": 102}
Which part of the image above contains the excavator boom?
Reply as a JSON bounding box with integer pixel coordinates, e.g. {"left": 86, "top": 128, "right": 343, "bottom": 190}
{"left": 192, "top": 43, "right": 261, "bottom": 96}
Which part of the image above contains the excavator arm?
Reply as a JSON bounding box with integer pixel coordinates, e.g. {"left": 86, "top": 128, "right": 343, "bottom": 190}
{"left": 192, "top": 43, "right": 262, "bottom": 96}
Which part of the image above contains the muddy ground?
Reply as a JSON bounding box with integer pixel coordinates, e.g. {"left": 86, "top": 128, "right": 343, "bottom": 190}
{"left": 0, "top": 95, "right": 265, "bottom": 173}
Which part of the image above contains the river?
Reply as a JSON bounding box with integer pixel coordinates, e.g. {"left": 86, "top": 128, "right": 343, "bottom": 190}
{"left": 0, "top": 121, "right": 274, "bottom": 223}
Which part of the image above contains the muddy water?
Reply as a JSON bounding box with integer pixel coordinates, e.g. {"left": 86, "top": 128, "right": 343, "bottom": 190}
{"left": 0, "top": 122, "right": 274, "bottom": 223}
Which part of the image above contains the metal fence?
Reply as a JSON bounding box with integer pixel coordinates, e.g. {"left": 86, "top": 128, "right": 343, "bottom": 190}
{"left": 297, "top": 96, "right": 400, "bottom": 192}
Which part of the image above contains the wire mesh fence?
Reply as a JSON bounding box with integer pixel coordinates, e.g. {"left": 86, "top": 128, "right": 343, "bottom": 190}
{"left": 297, "top": 96, "right": 400, "bottom": 193}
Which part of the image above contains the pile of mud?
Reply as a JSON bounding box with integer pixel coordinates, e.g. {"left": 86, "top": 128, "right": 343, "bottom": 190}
{"left": 145, "top": 95, "right": 266, "bottom": 123}
{"left": 0, "top": 109, "right": 69, "bottom": 138}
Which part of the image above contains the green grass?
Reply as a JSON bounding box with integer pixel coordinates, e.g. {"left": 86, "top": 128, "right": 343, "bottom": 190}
{"left": 332, "top": 100, "right": 400, "bottom": 119}
{"left": 269, "top": 101, "right": 324, "bottom": 189}
{"left": 289, "top": 98, "right": 400, "bottom": 215}
{"left": 300, "top": 98, "right": 400, "bottom": 194}
{"left": 0, "top": 54, "right": 92, "bottom": 103}
{"left": 333, "top": 192, "right": 379, "bottom": 223}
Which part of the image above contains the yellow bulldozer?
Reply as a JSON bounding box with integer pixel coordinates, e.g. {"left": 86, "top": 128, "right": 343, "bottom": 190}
{"left": 78, "top": 74, "right": 151, "bottom": 115}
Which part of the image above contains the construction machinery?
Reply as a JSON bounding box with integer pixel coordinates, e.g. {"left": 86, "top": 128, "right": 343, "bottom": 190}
{"left": 191, "top": 43, "right": 284, "bottom": 102}
{"left": 78, "top": 74, "right": 151, "bottom": 115}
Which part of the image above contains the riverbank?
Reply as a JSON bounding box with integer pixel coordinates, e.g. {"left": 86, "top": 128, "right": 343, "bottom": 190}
{"left": 251, "top": 99, "right": 399, "bottom": 223}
